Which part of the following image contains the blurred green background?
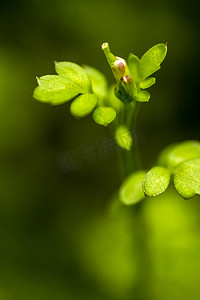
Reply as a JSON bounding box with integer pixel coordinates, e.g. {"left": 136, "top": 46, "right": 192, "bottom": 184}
{"left": 0, "top": 0, "right": 200, "bottom": 299}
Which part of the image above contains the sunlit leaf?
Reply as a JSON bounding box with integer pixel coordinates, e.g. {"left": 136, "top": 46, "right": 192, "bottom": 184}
{"left": 55, "top": 61, "right": 91, "bottom": 92}
{"left": 139, "top": 77, "right": 156, "bottom": 89}
{"left": 157, "top": 142, "right": 177, "bottom": 167}
{"left": 33, "top": 75, "right": 82, "bottom": 105}
{"left": 135, "top": 90, "right": 150, "bottom": 102}
{"left": 174, "top": 158, "right": 200, "bottom": 199}
{"left": 127, "top": 53, "right": 140, "bottom": 80}
{"left": 140, "top": 43, "right": 167, "bottom": 79}
{"left": 158, "top": 140, "right": 200, "bottom": 169}
{"left": 115, "top": 125, "right": 132, "bottom": 150}
{"left": 143, "top": 166, "right": 170, "bottom": 197}
{"left": 93, "top": 106, "right": 116, "bottom": 126}
{"left": 119, "top": 171, "right": 146, "bottom": 205}
{"left": 70, "top": 93, "right": 97, "bottom": 118}
{"left": 83, "top": 65, "right": 108, "bottom": 104}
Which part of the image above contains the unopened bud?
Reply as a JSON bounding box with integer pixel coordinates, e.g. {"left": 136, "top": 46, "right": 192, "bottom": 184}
{"left": 102, "top": 42, "right": 128, "bottom": 81}
{"left": 114, "top": 75, "right": 136, "bottom": 103}
{"left": 121, "top": 75, "right": 133, "bottom": 84}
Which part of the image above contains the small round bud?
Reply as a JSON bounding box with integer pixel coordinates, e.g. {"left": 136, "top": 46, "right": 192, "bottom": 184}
{"left": 121, "top": 75, "right": 133, "bottom": 84}
{"left": 113, "top": 57, "right": 127, "bottom": 76}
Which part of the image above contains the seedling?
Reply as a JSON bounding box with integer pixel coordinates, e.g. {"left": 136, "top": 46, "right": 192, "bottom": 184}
{"left": 33, "top": 43, "right": 200, "bottom": 205}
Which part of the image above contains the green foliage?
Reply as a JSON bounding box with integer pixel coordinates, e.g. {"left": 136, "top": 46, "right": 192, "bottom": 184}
{"left": 174, "top": 159, "right": 200, "bottom": 199}
{"left": 33, "top": 75, "right": 83, "bottom": 105}
{"left": 143, "top": 166, "right": 170, "bottom": 197}
{"left": 127, "top": 53, "right": 140, "bottom": 80}
{"left": 83, "top": 65, "right": 108, "bottom": 104}
{"left": 140, "top": 140, "right": 200, "bottom": 202}
{"left": 33, "top": 42, "right": 167, "bottom": 130}
{"left": 140, "top": 77, "right": 156, "bottom": 89}
{"left": 70, "top": 94, "right": 97, "bottom": 118}
{"left": 102, "top": 42, "right": 167, "bottom": 104}
{"left": 139, "top": 44, "right": 167, "bottom": 79}
{"left": 33, "top": 62, "right": 92, "bottom": 106}
{"left": 55, "top": 61, "right": 91, "bottom": 92}
{"left": 93, "top": 106, "right": 116, "bottom": 126}
{"left": 119, "top": 140, "right": 200, "bottom": 206}
{"left": 32, "top": 43, "right": 200, "bottom": 204}
{"left": 115, "top": 125, "right": 132, "bottom": 150}
{"left": 135, "top": 90, "right": 150, "bottom": 102}
{"left": 119, "top": 171, "right": 146, "bottom": 205}
{"left": 158, "top": 140, "right": 200, "bottom": 169}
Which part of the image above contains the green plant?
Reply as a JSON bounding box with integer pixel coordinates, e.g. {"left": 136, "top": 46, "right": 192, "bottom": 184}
{"left": 33, "top": 43, "right": 200, "bottom": 205}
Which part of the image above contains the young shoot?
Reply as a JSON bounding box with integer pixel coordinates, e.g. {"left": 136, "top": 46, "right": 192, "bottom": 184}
{"left": 33, "top": 42, "right": 200, "bottom": 205}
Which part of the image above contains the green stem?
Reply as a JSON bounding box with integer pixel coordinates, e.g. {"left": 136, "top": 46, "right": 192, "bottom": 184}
{"left": 128, "top": 204, "right": 152, "bottom": 300}
{"left": 120, "top": 101, "right": 141, "bottom": 178}
{"left": 118, "top": 100, "right": 152, "bottom": 299}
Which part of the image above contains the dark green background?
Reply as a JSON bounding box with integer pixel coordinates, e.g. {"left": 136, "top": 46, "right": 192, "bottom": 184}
{"left": 0, "top": 0, "right": 200, "bottom": 299}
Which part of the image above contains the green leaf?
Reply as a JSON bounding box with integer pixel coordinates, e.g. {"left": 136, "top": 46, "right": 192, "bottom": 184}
{"left": 70, "top": 93, "right": 97, "bottom": 118}
{"left": 139, "top": 77, "right": 156, "bottom": 89}
{"left": 115, "top": 125, "right": 132, "bottom": 150}
{"left": 135, "top": 90, "right": 150, "bottom": 102}
{"left": 140, "top": 43, "right": 167, "bottom": 79}
{"left": 93, "top": 106, "right": 116, "bottom": 126}
{"left": 158, "top": 140, "right": 200, "bottom": 169}
{"left": 157, "top": 142, "right": 177, "bottom": 167}
{"left": 33, "top": 75, "right": 82, "bottom": 105}
{"left": 174, "top": 158, "right": 200, "bottom": 199}
{"left": 143, "top": 166, "right": 170, "bottom": 197}
{"left": 119, "top": 171, "right": 146, "bottom": 205}
{"left": 127, "top": 53, "right": 140, "bottom": 80}
{"left": 83, "top": 65, "right": 108, "bottom": 104}
{"left": 55, "top": 61, "right": 91, "bottom": 92}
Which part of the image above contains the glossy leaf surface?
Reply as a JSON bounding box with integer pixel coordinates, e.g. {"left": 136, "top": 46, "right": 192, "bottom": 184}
{"left": 143, "top": 166, "right": 170, "bottom": 197}
{"left": 55, "top": 61, "right": 91, "bottom": 92}
{"left": 158, "top": 140, "right": 200, "bottom": 169}
{"left": 33, "top": 75, "right": 82, "bottom": 105}
{"left": 119, "top": 171, "right": 146, "bottom": 205}
{"left": 93, "top": 106, "right": 116, "bottom": 126}
{"left": 174, "top": 159, "right": 200, "bottom": 199}
{"left": 140, "top": 43, "right": 167, "bottom": 79}
{"left": 70, "top": 94, "right": 97, "bottom": 118}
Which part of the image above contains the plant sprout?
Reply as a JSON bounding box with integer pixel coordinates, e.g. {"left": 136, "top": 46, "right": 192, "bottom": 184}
{"left": 33, "top": 42, "right": 200, "bottom": 205}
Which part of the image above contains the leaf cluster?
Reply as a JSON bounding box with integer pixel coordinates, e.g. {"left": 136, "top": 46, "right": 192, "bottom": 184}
{"left": 33, "top": 61, "right": 117, "bottom": 126}
{"left": 32, "top": 43, "right": 200, "bottom": 206}
{"left": 103, "top": 43, "right": 167, "bottom": 104}
{"left": 33, "top": 43, "right": 167, "bottom": 134}
{"left": 119, "top": 140, "right": 200, "bottom": 205}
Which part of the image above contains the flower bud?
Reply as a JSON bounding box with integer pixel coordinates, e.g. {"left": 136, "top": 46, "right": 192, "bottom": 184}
{"left": 114, "top": 75, "right": 136, "bottom": 103}
{"left": 102, "top": 42, "right": 128, "bottom": 81}
{"left": 121, "top": 75, "right": 133, "bottom": 85}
